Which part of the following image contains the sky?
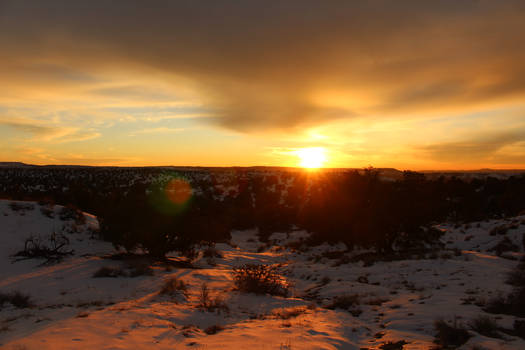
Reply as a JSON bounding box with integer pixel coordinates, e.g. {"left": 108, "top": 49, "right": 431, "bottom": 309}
{"left": 1, "top": 0, "right": 525, "bottom": 170}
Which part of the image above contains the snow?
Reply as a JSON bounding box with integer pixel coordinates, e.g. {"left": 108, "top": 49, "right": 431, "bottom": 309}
{"left": 1, "top": 199, "right": 525, "bottom": 349}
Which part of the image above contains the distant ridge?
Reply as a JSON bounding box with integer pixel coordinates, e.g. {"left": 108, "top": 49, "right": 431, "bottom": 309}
{"left": 0, "top": 162, "right": 35, "bottom": 168}
{"left": 0, "top": 162, "right": 524, "bottom": 176}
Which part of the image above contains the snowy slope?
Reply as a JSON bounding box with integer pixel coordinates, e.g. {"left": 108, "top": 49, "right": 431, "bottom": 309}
{"left": 1, "top": 199, "right": 525, "bottom": 349}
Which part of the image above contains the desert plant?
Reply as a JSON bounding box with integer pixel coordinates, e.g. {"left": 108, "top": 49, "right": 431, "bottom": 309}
{"left": 484, "top": 287, "right": 525, "bottom": 317}
{"left": 125, "top": 259, "right": 154, "bottom": 277}
{"left": 197, "top": 283, "right": 229, "bottom": 313}
{"left": 326, "top": 294, "right": 360, "bottom": 310}
{"left": 159, "top": 277, "right": 187, "bottom": 296}
{"left": 204, "top": 324, "right": 224, "bottom": 335}
{"left": 202, "top": 245, "right": 222, "bottom": 258}
{"left": 59, "top": 204, "right": 86, "bottom": 224}
{"left": 0, "top": 291, "right": 32, "bottom": 309}
{"left": 469, "top": 315, "right": 501, "bottom": 338}
{"left": 379, "top": 340, "right": 408, "bottom": 350}
{"left": 507, "top": 261, "right": 525, "bottom": 287}
{"left": 40, "top": 206, "right": 55, "bottom": 218}
{"left": 13, "top": 232, "right": 73, "bottom": 264}
{"left": 489, "top": 237, "right": 519, "bottom": 256}
{"left": 434, "top": 319, "right": 471, "bottom": 348}
{"left": 232, "top": 264, "right": 289, "bottom": 297}
{"left": 9, "top": 202, "right": 34, "bottom": 212}
{"left": 93, "top": 266, "right": 125, "bottom": 278}
{"left": 272, "top": 306, "right": 307, "bottom": 320}
{"left": 326, "top": 294, "right": 362, "bottom": 316}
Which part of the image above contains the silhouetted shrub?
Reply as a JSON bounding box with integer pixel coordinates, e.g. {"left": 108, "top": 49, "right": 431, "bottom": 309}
{"left": 204, "top": 324, "right": 224, "bottom": 335}
{"left": 13, "top": 232, "right": 73, "bottom": 264}
{"left": 0, "top": 291, "right": 32, "bottom": 309}
{"left": 489, "top": 237, "right": 519, "bottom": 256}
{"left": 59, "top": 204, "right": 86, "bottom": 224}
{"left": 159, "top": 277, "right": 187, "bottom": 297}
{"left": 434, "top": 319, "right": 471, "bottom": 348}
{"left": 9, "top": 202, "right": 34, "bottom": 212}
{"left": 92, "top": 266, "right": 125, "bottom": 278}
{"left": 507, "top": 261, "right": 525, "bottom": 287}
{"left": 469, "top": 315, "right": 501, "bottom": 338}
{"left": 233, "top": 264, "right": 289, "bottom": 297}
{"left": 379, "top": 340, "right": 408, "bottom": 350}
{"left": 326, "top": 294, "right": 362, "bottom": 316}
{"left": 196, "top": 283, "right": 228, "bottom": 313}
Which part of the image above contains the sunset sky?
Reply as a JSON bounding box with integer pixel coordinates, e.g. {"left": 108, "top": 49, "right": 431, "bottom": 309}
{"left": 1, "top": 0, "right": 525, "bottom": 169}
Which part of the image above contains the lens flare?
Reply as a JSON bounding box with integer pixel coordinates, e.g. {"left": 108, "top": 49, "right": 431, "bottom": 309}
{"left": 165, "top": 178, "right": 192, "bottom": 205}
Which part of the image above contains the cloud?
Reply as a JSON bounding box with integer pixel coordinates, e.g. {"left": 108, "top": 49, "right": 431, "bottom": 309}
{"left": 0, "top": 116, "right": 100, "bottom": 143}
{"left": 1, "top": 1, "right": 524, "bottom": 131}
{"left": 129, "top": 127, "right": 184, "bottom": 136}
{"left": 419, "top": 130, "right": 525, "bottom": 163}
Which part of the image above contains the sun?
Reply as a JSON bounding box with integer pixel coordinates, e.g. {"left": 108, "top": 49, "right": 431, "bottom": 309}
{"left": 296, "top": 147, "right": 326, "bottom": 168}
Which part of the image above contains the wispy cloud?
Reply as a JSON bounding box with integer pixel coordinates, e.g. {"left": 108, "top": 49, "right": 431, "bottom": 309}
{"left": 419, "top": 130, "right": 525, "bottom": 163}
{"left": 0, "top": 116, "right": 100, "bottom": 143}
{"left": 129, "top": 127, "right": 185, "bottom": 136}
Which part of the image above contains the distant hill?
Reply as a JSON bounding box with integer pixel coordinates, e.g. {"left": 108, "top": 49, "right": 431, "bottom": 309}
{"left": 0, "top": 162, "right": 35, "bottom": 168}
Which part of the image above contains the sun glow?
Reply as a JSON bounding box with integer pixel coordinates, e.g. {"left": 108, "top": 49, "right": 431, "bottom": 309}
{"left": 296, "top": 147, "right": 326, "bottom": 168}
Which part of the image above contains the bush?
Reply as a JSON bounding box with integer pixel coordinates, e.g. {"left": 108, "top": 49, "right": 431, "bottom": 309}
{"left": 93, "top": 266, "right": 125, "bottom": 278}
{"left": 434, "top": 319, "right": 471, "bottom": 348}
{"left": 204, "top": 324, "right": 224, "bottom": 335}
{"left": 489, "top": 237, "right": 519, "bottom": 256}
{"left": 326, "top": 294, "right": 360, "bottom": 310}
{"left": 9, "top": 202, "right": 34, "bottom": 212}
{"left": 0, "top": 291, "right": 32, "bottom": 309}
{"left": 93, "top": 262, "right": 153, "bottom": 278}
{"left": 197, "top": 283, "right": 229, "bottom": 313}
{"left": 232, "top": 264, "right": 289, "bottom": 297}
{"left": 507, "top": 261, "right": 525, "bottom": 287}
{"left": 59, "top": 204, "right": 86, "bottom": 224}
{"left": 202, "top": 245, "right": 222, "bottom": 259}
{"left": 40, "top": 206, "right": 55, "bottom": 218}
{"left": 490, "top": 225, "right": 509, "bottom": 236}
{"left": 484, "top": 287, "right": 525, "bottom": 317}
{"left": 469, "top": 315, "right": 501, "bottom": 338}
{"left": 125, "top": 259, "right": 154, "bottom": 277}
{"left": 13, "top": 232, "right": 73, "bottom": 264}
{"left": 326, "top": 294, "right": 362, "bottom": 316}
{"left": 379, "top": 340, "right": 408, "bottom": 350}
{"left": 159, "top": 277, "right": 187, "bottom": 297}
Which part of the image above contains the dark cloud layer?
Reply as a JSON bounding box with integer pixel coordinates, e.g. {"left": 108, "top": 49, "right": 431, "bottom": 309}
{"left": 1, "top": 0, "right": 525, "bottom": 131}
{"left": 421, "top": 130, "right": 525, "bottom": 164}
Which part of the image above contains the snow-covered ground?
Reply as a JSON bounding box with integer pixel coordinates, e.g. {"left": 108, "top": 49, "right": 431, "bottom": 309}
{"left": 1, "top": 199, "right": 525, "bottom": 349}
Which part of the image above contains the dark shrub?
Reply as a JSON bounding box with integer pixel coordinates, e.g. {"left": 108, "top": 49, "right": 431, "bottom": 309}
{"left": 92, "top": 266, "right": 124, "bottom": 278}
{"left": 490, "top": 225, "right": 509, "bottom": 236}
{"left": 196, "top": 283, "right": 229, "bottom": 313}
{"left": 59, "top": 204, "right": 86, "bottom": 224}
{"left": 40, "top": 206, "right": 55, "bottom": 218}
{"left": 469, "top": 315, "right": 501, "bottom": 338}
{"left": 13, "top": 232, "right": 73, "bottom": 264}
{"left": 507, "top": 261, "right": 525, "bottom": 287}
{"left": 513, "top": 320, "right": 525, "bottom": 340}
{"left": 233, "top": 264, "right": 289, "bottom": 297}
{"left": 204, "top": 324, "right": 224, "bottom": 335}
{"left": 489, "top": 237, "right": 519, "bottom": 256}
{"left": 485, "top": 287, "right": 525, "bottom": 317}
{"left": 159, "top": 277, "right": 187, "bottom": 297}
{"left": 9, "top": 202, "right": 34, "bottom": 212}
{"left": 434, "top": 319, "right": 471, "bottom": 348}
{"left": 0, "top": 291, "right": 32, "bottom": 309}
{"left": 379, "top": 340, "right": 408, "bottom": 350}
{"left": 326, "top": 294, "right": 360, "bottom": 310}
